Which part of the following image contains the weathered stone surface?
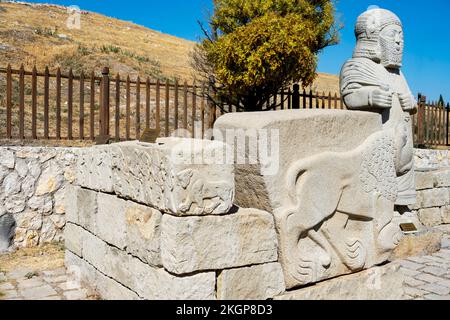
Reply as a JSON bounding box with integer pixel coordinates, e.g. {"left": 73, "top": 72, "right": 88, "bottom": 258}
{"left": 161, "top": 208, "right": 278, "bottom": 274}
{"left": 215, "top": 109, "right": 406, "bottom": 289}
{"left": 96, "top": 193, "right": 128, "bottom": 250}
{"left": 67, "top": 225, "right": 216, "bottom": 300}
{"left": 0, "top": 146, "right": 78, "bottom": 249}
{"left": 65, "top": 250, "right": 139, "bottom": 300}
{"left": 416, "top": 172, "right": 435, "bottom": 190}
{"left": 111, "top": 139, "right": 234, "bottom": 216}
{"left": 217, "top": 263, "right": 285, "bottom": 300}
{"left": 441, "top": 206, "right": 450, "bottom": 224}
{"left": 65, "top": 186, "right": 97, "bottom": 232}
{"left": 414, "top": 189, "right": 449, "bottom": 210}
{"left": 418, "top": 208, "right": 443, "bottom": 227}
{"left": 275, "top": 264, "right": 404, "bottom": 300}
{"left": 415, "top": 149, "right": 450, "bottom": 171}
{"left": 0, "top": 213, "right": 15, "bottom": 252}
{"left": 125, "top": 202, "right": 162, "bottom": 267}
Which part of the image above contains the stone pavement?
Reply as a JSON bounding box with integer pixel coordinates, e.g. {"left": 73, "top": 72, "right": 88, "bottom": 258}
{"left": 1, "top": 234, "right": 449, "bottom": 300}
{"left": 0, "top": 267, "right": 95, "bottom": 300}
{"left": 398, "top": 234, "right": 450, "bottom": 300}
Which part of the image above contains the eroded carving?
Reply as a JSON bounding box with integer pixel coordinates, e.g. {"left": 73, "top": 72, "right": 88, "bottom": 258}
{"left": 277, "top": 129, "right": 403, "bottom": 286}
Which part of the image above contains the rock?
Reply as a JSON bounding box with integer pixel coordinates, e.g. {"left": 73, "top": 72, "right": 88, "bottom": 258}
{"left": 441, "top": 206, "right": 450, "bottom": 224}
{"left": 21, "top": 176, "right": 37, "bottom": 199}
{"left": 0, "top": 213, "right": 15, "bottom": 252}
{"left": 96, "top": 193, "right": 128, "bottom": 250}
{"left": 414, "top": 189, "right": 449, "bottom": 210}
{"left": 111, "top": 139, "right": 235, "bottom": 216}
{"left": 4, "top": 195, "right": 26, "bottom": 214}
{"left": 65, "top": 250, "right": 139, "bottom": 300}
{"left": 77, "top": 226, "right": 216, "bottom": 300}
{"left": 15, "top": 158, "right": 28, "bottom": 177}
{"left": 35, "top": 163, "right": 64, "bottom": 196}
{"left": 161, "top": 207, "right": 278, "bottom": 274}
{"left": 0, "top": 165, "right": 9, "bottom": 184}
{"left": 3, "top": 172, "right": 21, "bottom": 196}
{"left": 217, "top": 263, "right": 285, "bottom": 300}
{"left": 53, "top": 187, "right": 67, "bottom": 214}
{"left": 215, "top": 109, "right": 404, "bottom": 289}
{"left": 415, "top": 171, "right": 435, "bottom": 190}
{"left": 15, "top": 211, "right": 42, "bottom": 230}
{"left": 65, "top": 185, "right": 98, "bottom": 232}
{"left": 50, "top": 214, "right": 66, "bottom": 229}
{"left": 28, "top": 196, "right": 53, "bottom": 214}
{"left": 418, "top": 208, "right": 443, "bottom": 227}
{"left": 0, "top": 149, "right": 15, "bottom": 169}
{"left": 275, "top": 263, "right": 404, "bottom": 300}
{"left": 434, "top": 169, "right": 450, "bottom": 187}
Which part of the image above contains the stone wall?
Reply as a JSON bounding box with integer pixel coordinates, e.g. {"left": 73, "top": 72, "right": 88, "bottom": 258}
{"left": 412, "top": 169, "right": 450, "bottom": 228}
{"left": 65, "top": 140, "right": 286, "bottom": 300}
{"left": 0, "top": 146, "right": 78, "bottom": 249}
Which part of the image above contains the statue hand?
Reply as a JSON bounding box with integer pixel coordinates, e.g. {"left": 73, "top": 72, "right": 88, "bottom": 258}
{"left": 370, "top": 87, "right": 393, "bottom": 109}
{"left": 399, "top": 92, "right": 417, "bottom": 112}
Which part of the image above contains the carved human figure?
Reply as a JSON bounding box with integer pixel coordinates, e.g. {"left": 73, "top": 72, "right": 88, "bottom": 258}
{"left": 340, "top": 8, "right": 417, "bottom": 206}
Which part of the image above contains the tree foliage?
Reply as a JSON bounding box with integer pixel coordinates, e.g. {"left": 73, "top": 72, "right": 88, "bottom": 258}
{"left": 193, "top": 0, "right": 339, "bottom": 111}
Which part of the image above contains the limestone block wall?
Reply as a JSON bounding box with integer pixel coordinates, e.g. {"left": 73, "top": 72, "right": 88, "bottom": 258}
{"left": 65, "top": 140, "right": 286, "bottom": 300}
{"left": 412, "top": 169, "right": 450, "bottom": 228}
{"left": 0, "top": 146, "right": 78, "bottom": 248}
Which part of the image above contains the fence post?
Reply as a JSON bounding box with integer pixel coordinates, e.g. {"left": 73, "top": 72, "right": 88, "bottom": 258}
{"left": 97, "top": 67, "right": 110, "bottom": 143}
{"left": 417, "top": 95, "right": 426, "bottom": 146}
{"left": 292, "top": 84, "right": 300, "bottom": 109}
{"left": 447, "top": 103, "right": 450, "bottom": 146}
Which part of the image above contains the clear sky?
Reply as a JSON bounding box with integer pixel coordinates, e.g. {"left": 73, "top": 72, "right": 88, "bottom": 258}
{"left": 24, "top": 0, "right": 450, "bottom": 101}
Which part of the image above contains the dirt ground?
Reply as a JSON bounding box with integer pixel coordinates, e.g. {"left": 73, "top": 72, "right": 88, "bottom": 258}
{"left": 0, "top": 242, "right": 65, "bottom": 275}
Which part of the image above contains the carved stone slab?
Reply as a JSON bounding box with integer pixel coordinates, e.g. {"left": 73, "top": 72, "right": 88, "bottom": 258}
{"left": 215, "top": 109, "right": 402, "bottom": 289}
{"left": 75, "top": 138, "right": 234, "bottom": 216}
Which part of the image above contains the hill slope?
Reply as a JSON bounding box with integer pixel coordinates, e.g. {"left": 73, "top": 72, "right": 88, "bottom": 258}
{"left": 0, "top": 1, "right": 339, "bottom": 91}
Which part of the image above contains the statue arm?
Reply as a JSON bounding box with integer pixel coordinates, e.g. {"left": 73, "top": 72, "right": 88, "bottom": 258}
{"left": 343, "top": 86, "right": 392, "bottom": 110}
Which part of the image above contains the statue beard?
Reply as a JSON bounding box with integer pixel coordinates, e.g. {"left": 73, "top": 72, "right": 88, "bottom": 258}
{"left": 379, "top": 37, "right": 403, "bottom": 69}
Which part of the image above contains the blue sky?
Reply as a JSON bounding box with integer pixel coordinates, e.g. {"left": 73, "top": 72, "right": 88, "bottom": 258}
{"left": 24, "top": 0, "right": 450, "bottom": 101}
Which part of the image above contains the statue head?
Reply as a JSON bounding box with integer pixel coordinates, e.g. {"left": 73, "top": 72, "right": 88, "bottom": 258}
{"left": 353, "top": 8, "right": 404, "bottom": 69}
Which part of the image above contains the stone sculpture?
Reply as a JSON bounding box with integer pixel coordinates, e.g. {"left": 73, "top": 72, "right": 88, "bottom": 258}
{"left": 340, "top": 8, "right": 417, "bottom": 206}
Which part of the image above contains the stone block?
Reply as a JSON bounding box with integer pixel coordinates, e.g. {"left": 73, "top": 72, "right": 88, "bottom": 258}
{"left": 415, "top": 172, "right": 435, "bottom": 190}
{"left": 161, "top": 208, "right": 278, "bottom": 274}
{"left": 434, "top": 169, "right": 450, "bottom": 188}
{"left": 74, "top": 146, "right": 115, "bottom": 193}
{"left": 71, "top": 224, "right": 216, "bottom": 300}
{"left": 96, "top": 193, "right": 128, "bottom": 250}
{"left": 415, "top": 189, "right": 449, "bottom": 209}
{"left": 65, "top": 250, "right": 139, "bottom": 300}
{"left": 111, "top": 139, "right": 234, "bottom": 216}
{"left": 65, "top": 186, "right": 98, "bottom": 231}
{"left": 418, "top": 208, "right": 443, "bottom": 227}
{"left": 441, "top": 206, "right": 450, "bottom": 224}
{"left": 217, "top": 263, "right": 285, "bottom": 300}
{"left": 64, "top": 222, "right": 85, "bottom": 257}
{"left": 274, "top": 264, "right": 404, "bottom": 300}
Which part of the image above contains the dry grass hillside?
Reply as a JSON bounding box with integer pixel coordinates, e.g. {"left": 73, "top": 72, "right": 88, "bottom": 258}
{"left": 0, "top": 1, "right": 339, "bottom": 90}
{"left": 0, "top": 1, "right": 196, "bottom": 80}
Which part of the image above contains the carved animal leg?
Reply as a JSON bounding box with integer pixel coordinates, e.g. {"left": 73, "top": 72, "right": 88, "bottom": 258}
{"left": 375, "top": 198, "right": 401, "bottom": 252}
{"left": 277, "top": 210, "right": 310, "bottom": 284}
{"left": 307, "top": 229, "right": 332, "bottom": 268}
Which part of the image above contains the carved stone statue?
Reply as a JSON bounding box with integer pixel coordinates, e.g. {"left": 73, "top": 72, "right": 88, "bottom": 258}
{"left": 214, "top": 8, "right": 414, "bottom": 290}
{"left": 340, "top": 8, "right": 417, "bottom": 206}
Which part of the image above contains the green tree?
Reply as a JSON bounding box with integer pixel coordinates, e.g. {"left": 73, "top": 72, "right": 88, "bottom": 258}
{"left": 193, "top": 0, "right": 339, "bottom": 112}
{"left": 438, "top": 94, "right": 445, "bottom": 107}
